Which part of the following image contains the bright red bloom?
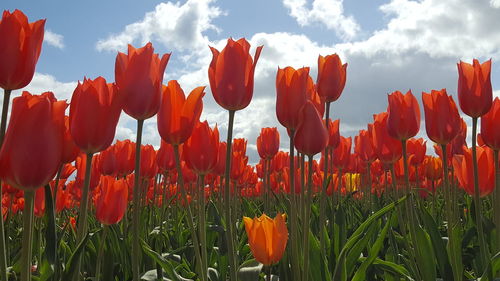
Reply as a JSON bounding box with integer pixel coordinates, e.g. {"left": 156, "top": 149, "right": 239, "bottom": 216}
{"left": 233, "top": 138, "right": 248, "bottom": 155}
{"left": 0, "top": 10, "right": 45, "bottom": 90}
{"left": 257, "top": 127, "right": 280, "bottom": 160}
{"left": 276, "top": 66, "right": 314, "bottom": 131}
{"left": 183, "top": 121, "right": 219, "bottom": 175}
{"left": 61, "top": 116, "right": 80, "bottom": 164}
{"left": 294, "top": 101, "right": 328, "bottom": 156}
{"left": 327, "top": 119, "right": 340, "bottom": 149}
{"left": 98, "top": 146, "right": 117, "bottom": 176}
{"left": 0, "top": 92, "right": 65, "bottom": 190}
{"left": 422, "top": 89, "right": 461, "bottom": 145}
{"left": 332, "top": 136, "right": 352, "bottom": 169}
{"left": 140, "top": 145, "right": 158, "bottom": 179}
{"left": 95, "top": 176, "right": 128, "bottom": 225}
{"left": 60, "top": 163, "right": 76, "bottom": 180}
{"left": 453, "top": 145, "right": 494, "bottom": 197}
{"left": 371, "top": 112, "right": 402, "bottom": 164}
{"left": 209, "top": 38, "right": 263, "bottom": 111}
{"left": 34, "top": 187, "right": 45, "bottom": 218}
{"left": 387, "top": 90, "right": 420, "bottom": 140}
{"left": 69, "top": 77, "right": 122, "bottom": 154}
{"left": 423, "top": 156, "right": 442, "bottom": 181}
{"left": 316, "top": 54, "right": 347, "bottom": 103}
{"left": 481, "top": 97, "right": 500, "bottom": 150}
{"left": 157, "top": 80, "right": 204, "bottom": 145}
{"left": 355, "top": 129, "right": 376, "bottom": 163}
{"left": 75, "top": 153, "right": 101, "bottom": 190}
{"left": 115, "top": 42, "right": 170, "bottom": 120}
{"left": 457, "top": 59, "right": 492, "bottom": 118}
{"left": 213, "top": 142, "right": 227, "bottom": 176}
{"left": 156, "top": 141, "right": 176, "bottom": 173}
{"left": 407, "top": 138, "right": 426, "bottom": 166}
{"left": 114, "top": 140, "right": 135, "bottom": 178}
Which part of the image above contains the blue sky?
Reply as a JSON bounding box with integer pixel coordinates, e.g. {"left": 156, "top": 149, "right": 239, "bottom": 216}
{"left": 2, "top": 0, "right": 500, "bottom": 163}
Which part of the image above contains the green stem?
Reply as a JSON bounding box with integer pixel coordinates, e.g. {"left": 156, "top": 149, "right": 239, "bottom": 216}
{"left": 0, "top": 88, "right": 12, "bottom": 281}
{"left": 302, "top": 156, "right": 314, "bottom": 281}
{"left": 471, "top": 117, "right": 490, "bottom": 273}
{"left": 288, "top": 131, "right": 300, "bottom": 281}
{"left": 74, "top": 152, "right": 94, "bottom": 280}
{"left": 319, "top": 102, "right": 330, "bottom": 258}
{"left": 131, "top": 119, "right": 144, "bottom": 281}
{"left": 266, "top": 265, "right": 271, "bottom": 281}
{"left": 95, "top": 226, "right": 109, "bottom": 281}
{"left": 21, "top": 190, "right": 35, "bottom": 281}
{"left": 223, "top": 110, "right": 238, "bottom": 281}
{"left": 199, "top": 174, "right": 208, "bottom": 278}
{"left": 494, "top": 149, "right": 500, "bottom": 253}
{"left": 173, "top": 145, "right": 205, "bottom": 281}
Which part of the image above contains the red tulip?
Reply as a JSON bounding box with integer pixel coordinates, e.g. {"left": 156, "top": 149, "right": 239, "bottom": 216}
{"left": 276, "top": 66, "right": 314, "bottom": 130}
{"left": 453, "top": 145, "right": 494, "bottom": 197}
{"left": 209, "top": 38, "right": 263, "bottom": 111}
{"left": 61, "top": 116, "right": 80, "bottom": 164}
{"left": 481, "top": 97, "right": 500, "bottom": 150}
{"left": 257, "top": 127, "right": 280, "bottom": 160}
{"left": 0, "top": 91, "right": 65, "bottom": 190}
{"left": 140, "top": 145, "right": 158, "bottom": 179}
{"left": 423, "top": 156, "right": 442, "bottom": 181}
{"left": 0, "top": 10, "right": 45, "bottom": 90}
{"left": 98, "top": 146, "right": 117, "bottom": 176}
{"left": 327, "top": 119, "right": 340, "bottom": 149}
{"left": 457, "top": 59, "right": 492, "bottom": 118}
{"left": 69, "top": 77, "right": 122, "bottom": 154}
{"left": 316, "top": 54, "right": 347, "bottom": 102}
{"left": 114, "top": 140, "right": 136, "bottom": 177}
{"left": 156, "top": 141, "right": 176, "bottom": 173}
{"left": 371, "top": 112, "right": 402, "bottom": 164}
{"left": 115, "top": 42, "right": 170, "bottom": 120}
{"left": 407, "top": 138, "right": 426, "bottom": 166}
{"left": 294, "top": 101, "right": 328, "bottom": 156}
{"left": 157, "top": 80, "right": 204, "bottom": 145}
{"left": 387, "top": 90, "right": 420, "bottom": 140}
{"left": 332, "top": 136, "right": 352, "bottom": 169}
{"left": 183, "top": 121, "right": 219, "bottom": 175}
{"left": 355, "top": 129, "right": 376, "bottom": 163}
{"left": 75, "top": 153, "right": 101, "bottom": 190}
{"left": 422, "top": 89, "right": 461, "bottom": 145}
{"left": 95, "top": 176, "right": 128, "bottom": 225}
{"left": 34, "top": 187, "right": 45, "bottom": 218}
{"left": 233, "top": 138, "right": 248, "bottom": 155}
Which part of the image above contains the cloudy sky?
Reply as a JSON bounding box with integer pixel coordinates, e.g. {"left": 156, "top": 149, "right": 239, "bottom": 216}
{"left": 2, "top": 0, "right": 500, "bottom": 163}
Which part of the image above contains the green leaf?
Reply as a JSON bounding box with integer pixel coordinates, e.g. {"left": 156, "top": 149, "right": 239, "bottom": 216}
{"left": 414, "top": 225, "right": 437, "bottom": 281}
{"left": 43, "top": 184, "right": 57, "bottom": 267}
{"left": 369, "top": 258, "right": 414, "bottom": 280}
{"left": 237, "top": 259, "right": 263, "bottom": 281}
{"left": 62, "top": 232, "right": 91, "bottom": 281}
{"left": 352, "top": 212, "right": 395, "bottom": 281}
{"left": 141, "top": 239, "right": 193, "bottom": 281}
{"left": 308, "top": 230, "right": 332, "bottom": 281}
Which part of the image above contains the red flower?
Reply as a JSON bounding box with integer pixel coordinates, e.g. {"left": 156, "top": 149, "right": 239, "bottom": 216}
{"left": 355, "top": 129, "right": 376, "bottom": 163}
{"left": 387, "top": 90, "right": 420, "bottom": 140}
{"left": 69, "top": 77, "right": 122, "bottom": 154}
{"left": 0, "top": 10, "right": 45, "bottom": 90}
{"left": 316, "top": 54, "right": 347, "bottom": 103}
{"left": 453, "top": 145, "right": 494, "bottom": 197}
{"left": 183, "top": 121, "right": 219, "bottom": 175}
{"left": 332, "top": 136, "right": 352, "bottom": 169}
{"left": 157, "top": 80, "right": 204, "bottom": 145}
{"left": 370, "top": 112, "right": 402, "bottom": 164}
{"left": 140, "top": 145, "right": 158, "bottom": 179}
{"left": 95, "top": 176, "right": 128, "bottom": 225}
{"left": 257, "top": 127, "right": 280, "bottom": 160}
{"left": 115, "top": 42, "right": 170, "bottom": 120}
{"left": 407, "top": 138, "right": 426, "bottom": 166}
{"left": 327, "top": 119, "right": 340, "bottom": 149}
{"left": 61, "top": 116, "right": 80, "bottom": 164}
{"left": 0, "top": 92, "right": 65, "bottom": 190}
{"left": 422, "top": 89, "right": 461, "bottom": 145}
{"left": 457, "top": 59, "right": 492, "bottom": 118}
{"left": 156, "top": 141, "right": 176, "bottom": 173}
{"left": 114, "top": 140, "right": 136, "bottom": 178}
{"left": 209, "top": 38, "right": 263, "bottom": 111}
{"left": 480, "top": 97, "right": 500, "bottom": 150}
{"left": 294, "top": 101, "right": 328, "bottom": 156}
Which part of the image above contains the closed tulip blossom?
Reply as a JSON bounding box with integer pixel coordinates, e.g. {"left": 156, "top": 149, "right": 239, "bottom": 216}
{"left": 407, "top": 138, "right": 426, "bottom": 166}
{"left": 355, "top": 129, "right": 376, "bottom": 163}
{"left": 95, "top": 176, "right": 128, "bottom": 225}
{"left": 333, "top": 136, "right": 352, "bottom": 170}
{"left": 257, "top": 127, "right": 280, "bottom": 160}
{"left": 294, "top": 101, "right": 329, "bottom": 156}
{"left": 0, "top": 10, "right": 45, "bottom": 90}
{"left": 422, "top": 89, "right": 461, "bottom": 145}
{"left": 209, "top": 38, "right": 263, "bottom": 111}
{"left": 316, "top": 54, "right": 347, "bottom": 103}
{"left": 115, "top": 42, "right": 170, "bottom": 120}
{"left": 457, "top": 59, "right": 492, "bottom": 118}
{"left": 481, "top": 97, "right": 500, "bottom": 150}
{"left": 327, "top": 119, "right": 341, "bottom": 149}
{"left": 158, "top": 80, "right": 205, "bottom": 145}
{"left": 183, "top": 121, "right": 220, "bottom": 175}
{"left": 453, "top": 146, "right": 494, "bottom": 197}
{"left": 243, "top": 213, "right": 288, "bottom": 266}
{"left": 371, "top": 112, "right": 402, "bottom": 164}
{"left": 387, "top": 90, "right": 420, "bottom": 141}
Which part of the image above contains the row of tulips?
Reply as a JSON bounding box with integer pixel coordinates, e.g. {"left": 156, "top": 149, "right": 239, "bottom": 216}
{"left": 1, "top": 8, "right": 500, "bottom": 281}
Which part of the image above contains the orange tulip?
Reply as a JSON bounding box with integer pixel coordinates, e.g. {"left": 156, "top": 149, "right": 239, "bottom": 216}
{"left": 422, "top": 89, "right": 461, "bottom": 145}
{"left": 423, "top": 156, "right": 442, "bottom": 181}
{"left": 457, "top": 59, "right": 492, "bottom": 118}
{"left": 243, "top": 213, "right": 288, "bottom": 266}
{"left": 69, "top": 77, "right": 122, "bottom": 154}
{"left": 481, "top": 97, "right": 500, "bottom": 150}
{"left": 316, "top": 54, "right": 347, "bottom": 103}
{"left": 157, "top": 80, "right": 204, "bottom": 145}
{"left": 0, "top": 10, "right": 45, "bottom": 90}
{"left": 276, "top": 66, "right": 314, "bottom": 130}
{"left": 115, "top": 42, "right": 170, "bottom": 120}
{"left": 387, "top": 90, "right": 420, "bottom": 140}
{"left": 183, "top": 121, "right": 219, "bottom": 175}
{"left": 257, "top": 127, "right": 280, "bottom": 160}
{"left": 294, "top": 101, "right": 328, "bottom": 156}
{"left": 333, "top": 136, "right": 352, "bottom": 169}
{"left": 209, "top": 38, "right": 263, "bottom": 111}
{"left": 0, "top": 92, "right": 65, "bottom": 190}
{"left": 453, "top": 145, "right": 494, "bottom": 197}
{"left": 95, "top": 176, "right": 128, "bottom": 225}
{"left": 370, "top": 112, "right": 402, "bottom": 164}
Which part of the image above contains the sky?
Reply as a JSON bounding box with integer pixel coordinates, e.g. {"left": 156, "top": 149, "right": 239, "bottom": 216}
{"left": 2, "top": 0, "right": 500, "bottom": 163}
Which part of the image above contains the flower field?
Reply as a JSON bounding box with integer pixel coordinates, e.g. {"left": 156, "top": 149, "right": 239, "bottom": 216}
{"left": 1, "top": 8, "right": 500, "bottom": 281}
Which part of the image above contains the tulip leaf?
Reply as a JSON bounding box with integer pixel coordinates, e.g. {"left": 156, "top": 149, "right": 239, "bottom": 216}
{"left": 237, "top": 259, "right": 263, "bottom": 281}
{"left": 141, "top": 239, "right": 193, "bottom": 281}
{"left": 366, "top": 257, "right": 414, "bottom": 280}
{"left": 62, "top": 232, "right": 91, "bottom": 281}
{"left": 43, "top": 184, "right": 57, "bottom": 267}
{"left": 308, "top": 229, "right": 332, "bottom": 281}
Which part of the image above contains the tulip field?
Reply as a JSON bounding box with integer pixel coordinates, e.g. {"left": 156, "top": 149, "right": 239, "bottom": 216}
{"left": 3, "top": 8, "right": 500, "bottom": 281}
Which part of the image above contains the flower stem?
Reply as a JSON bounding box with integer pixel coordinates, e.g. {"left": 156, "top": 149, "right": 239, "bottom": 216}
{"left": 95, "top": 225, "right": 108, "bottom": 281}
{"left": 223, "top": 110, "right": 238, "bottom": 281}
{"left": 199, "top": 174, "right": 208, "bottom": 278}
{"left": 302, "top": 155, "right": 314, "bottom": 281}
{"left": 0, "top": 88, "right": 11, "bottom": 281}
{"left": 319, "top": 102, "right": 331, "bottom": 258}
{"left": 21, "top": 190, "right": 35, "bottom": 281}
{"left": 288, "top": 132, "right": 300, "bottom": 281}
{"left": 74, "top": 152, "right": 94, "bottom": 280}
{"left": 471, "top": 117, "right": 490, "bottom": 273}
{"left": 494, "top": 149, "right": 500, "bottom": 253}
{"left": 131, "top": 119, "right": 144, "bottom": 281}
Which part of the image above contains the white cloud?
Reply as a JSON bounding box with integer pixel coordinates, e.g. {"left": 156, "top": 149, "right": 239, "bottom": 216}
{"left": 96, "top": 0, "right": 223, "bottom": 52}
{"left": 282, "top": 0, "right": 360, "bottom": 40}
{"left": 491, "top": 0, "right": 500, "bottom": 8}
{"left": 44, "top": 30, "right": 65, "bottom": 49}
{"left": 20, "top": 72, "right": 76, "bottom": 101}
